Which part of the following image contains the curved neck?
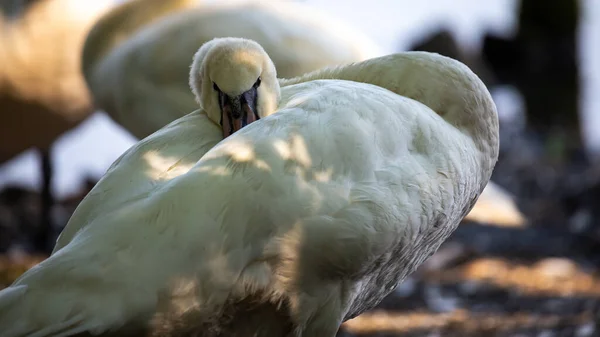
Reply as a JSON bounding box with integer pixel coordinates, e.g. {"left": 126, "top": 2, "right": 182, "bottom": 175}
{"left": 81, "top": 0, "right": 197, "bottom": 82}
{"left": 280, "top": 51, "right": 499, "bottom": 179}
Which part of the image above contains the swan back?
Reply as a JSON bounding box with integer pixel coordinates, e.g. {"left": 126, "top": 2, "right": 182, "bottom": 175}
{"left": 281, "top": 52, "right": 499, "bottom": 185}
{"left": 0, "top": 0, "right": 114, "bottom": 162}
{"left": 83, "top": 0, "right": 382, "bottom": 138}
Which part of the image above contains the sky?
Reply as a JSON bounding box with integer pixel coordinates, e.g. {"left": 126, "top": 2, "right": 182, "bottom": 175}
{"left": 1, "top": 0, "right": 598, "bottom": 198}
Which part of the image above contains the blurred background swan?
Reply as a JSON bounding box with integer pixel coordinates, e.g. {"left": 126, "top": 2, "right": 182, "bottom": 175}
{"left": 1, "top": 0, "right": 600, "bottom": 335}
{"left": 0, "top": 0, "right": 116, "bottom": 253}
{"left": 82, "top": 0, "right": 380, "bottom": 139}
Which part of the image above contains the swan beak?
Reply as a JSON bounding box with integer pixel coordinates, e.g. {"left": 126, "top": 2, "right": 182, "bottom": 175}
{"left": 220, "top": 87, "right": 260, "bottom": 138}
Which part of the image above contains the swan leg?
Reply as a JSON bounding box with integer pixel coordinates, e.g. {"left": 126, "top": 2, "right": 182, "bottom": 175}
{"left": 36, "top": 146, "right": 54, "bottom": 254}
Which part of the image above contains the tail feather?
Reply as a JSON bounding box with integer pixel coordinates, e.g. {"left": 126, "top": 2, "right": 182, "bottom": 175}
{"left": 0, "top": 285, "right": 30, "bottom": 336}
{"left": 29, "top": 314, "right": 86, "bottom": 337}
{"left": 0, "top": 284, "right": 90, "bottom": 337}
{"left": 0, "top": 279, "right": 150, "bottom": 337}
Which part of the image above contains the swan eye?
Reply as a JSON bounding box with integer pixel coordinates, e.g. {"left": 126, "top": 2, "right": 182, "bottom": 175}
{"left": 213, "top": 82, "right": 220, "bottom": 92}
{"left": 254, "top": 77, "right": 261, "bottom": 88}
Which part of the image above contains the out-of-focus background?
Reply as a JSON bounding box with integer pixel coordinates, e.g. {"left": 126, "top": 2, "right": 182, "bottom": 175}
{"left": 1, "top": 0, "right": 600, "bottom": 335}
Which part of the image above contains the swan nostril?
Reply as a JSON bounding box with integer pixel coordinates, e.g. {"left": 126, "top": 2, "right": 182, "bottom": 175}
{"left": 230, "top": 96, "right": 243, "bottom": 119}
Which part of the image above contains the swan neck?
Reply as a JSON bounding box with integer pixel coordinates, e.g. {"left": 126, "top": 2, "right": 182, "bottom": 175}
{"left": 280, "top": 52, "right": 499, "bottom": 187}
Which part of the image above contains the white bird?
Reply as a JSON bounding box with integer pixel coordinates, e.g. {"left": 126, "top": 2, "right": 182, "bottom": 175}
{"left": 82, "top": 0, "right": 519, "bottom": 228}
{"left": 0, "top": 0, "right": 116, "bottom": 252}
{"left": 0, "top": 37, "right": 499, "bottom": 337}
{"left": 0, "top": 0, "right": 114, "bottom": 160}
{"left": 82, "top": 0, "right": 382, "bottom": 140}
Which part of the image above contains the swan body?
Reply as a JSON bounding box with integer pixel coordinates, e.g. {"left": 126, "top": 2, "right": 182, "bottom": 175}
{"left": 0, "top": 38, "right": 498, "bottom": 337}
{"left": 0, "top": 0, "right": 114, "bottom": 162}
{"left": 82, "top": 0, "right": 513, "bottom": 227}
{"left": 82, "top": 0, "right": 381, "bottom": 139}
{"left": 0, "top": 0, "right": 116, "bottom": 253}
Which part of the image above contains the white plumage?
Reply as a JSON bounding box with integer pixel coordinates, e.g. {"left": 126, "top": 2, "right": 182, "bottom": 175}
{"left": 83, "top": 0, "right": 381, "bottom": 139}
{"left": 0, "top": 0, "right": 115, "bottom": 161}
{"left": 82, "top": 0, "right": 520, "bottom": 227}
{"left": 0, "top": 38, "right": 499, "bottom": 336}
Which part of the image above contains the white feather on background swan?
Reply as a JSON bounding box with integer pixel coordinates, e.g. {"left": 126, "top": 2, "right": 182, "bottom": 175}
{"left": 0, "top": 0, "right": 115, "bottom": 162}
{"left": 83, "top": 0, "right": 381, "bottom": 140}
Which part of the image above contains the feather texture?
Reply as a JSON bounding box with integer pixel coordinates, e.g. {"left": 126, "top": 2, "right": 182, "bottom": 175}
{"left": 83, "top": 0, "right": 381, "bottom": 139}
{"left": 0, "top": 42, "right": 498, "bottom": 336}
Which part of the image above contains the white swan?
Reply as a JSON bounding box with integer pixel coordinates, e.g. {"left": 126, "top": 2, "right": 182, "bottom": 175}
{"left": 0, "top": 38, "right": 499, "bottom": 337}
{"left": 0, "top": 0, "right": 116, "bottom": 252}
{"left": 82, "top": 0, "right": 381, "bottom": 140}
{"left": 0, "top": 0, "right": 114, "bottom": 160}
{"left": 82, "top": 0, "right": 520, "bottom": 228}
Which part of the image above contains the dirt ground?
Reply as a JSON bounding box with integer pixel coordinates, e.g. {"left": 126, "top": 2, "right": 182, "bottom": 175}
{"left": 2, "top": 223, "right": 599, "bottom": 336}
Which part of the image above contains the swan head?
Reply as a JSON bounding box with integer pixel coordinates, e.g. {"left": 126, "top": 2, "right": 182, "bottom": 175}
{"left": 190, "top": 37, "right": 280, "bottom": 138}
